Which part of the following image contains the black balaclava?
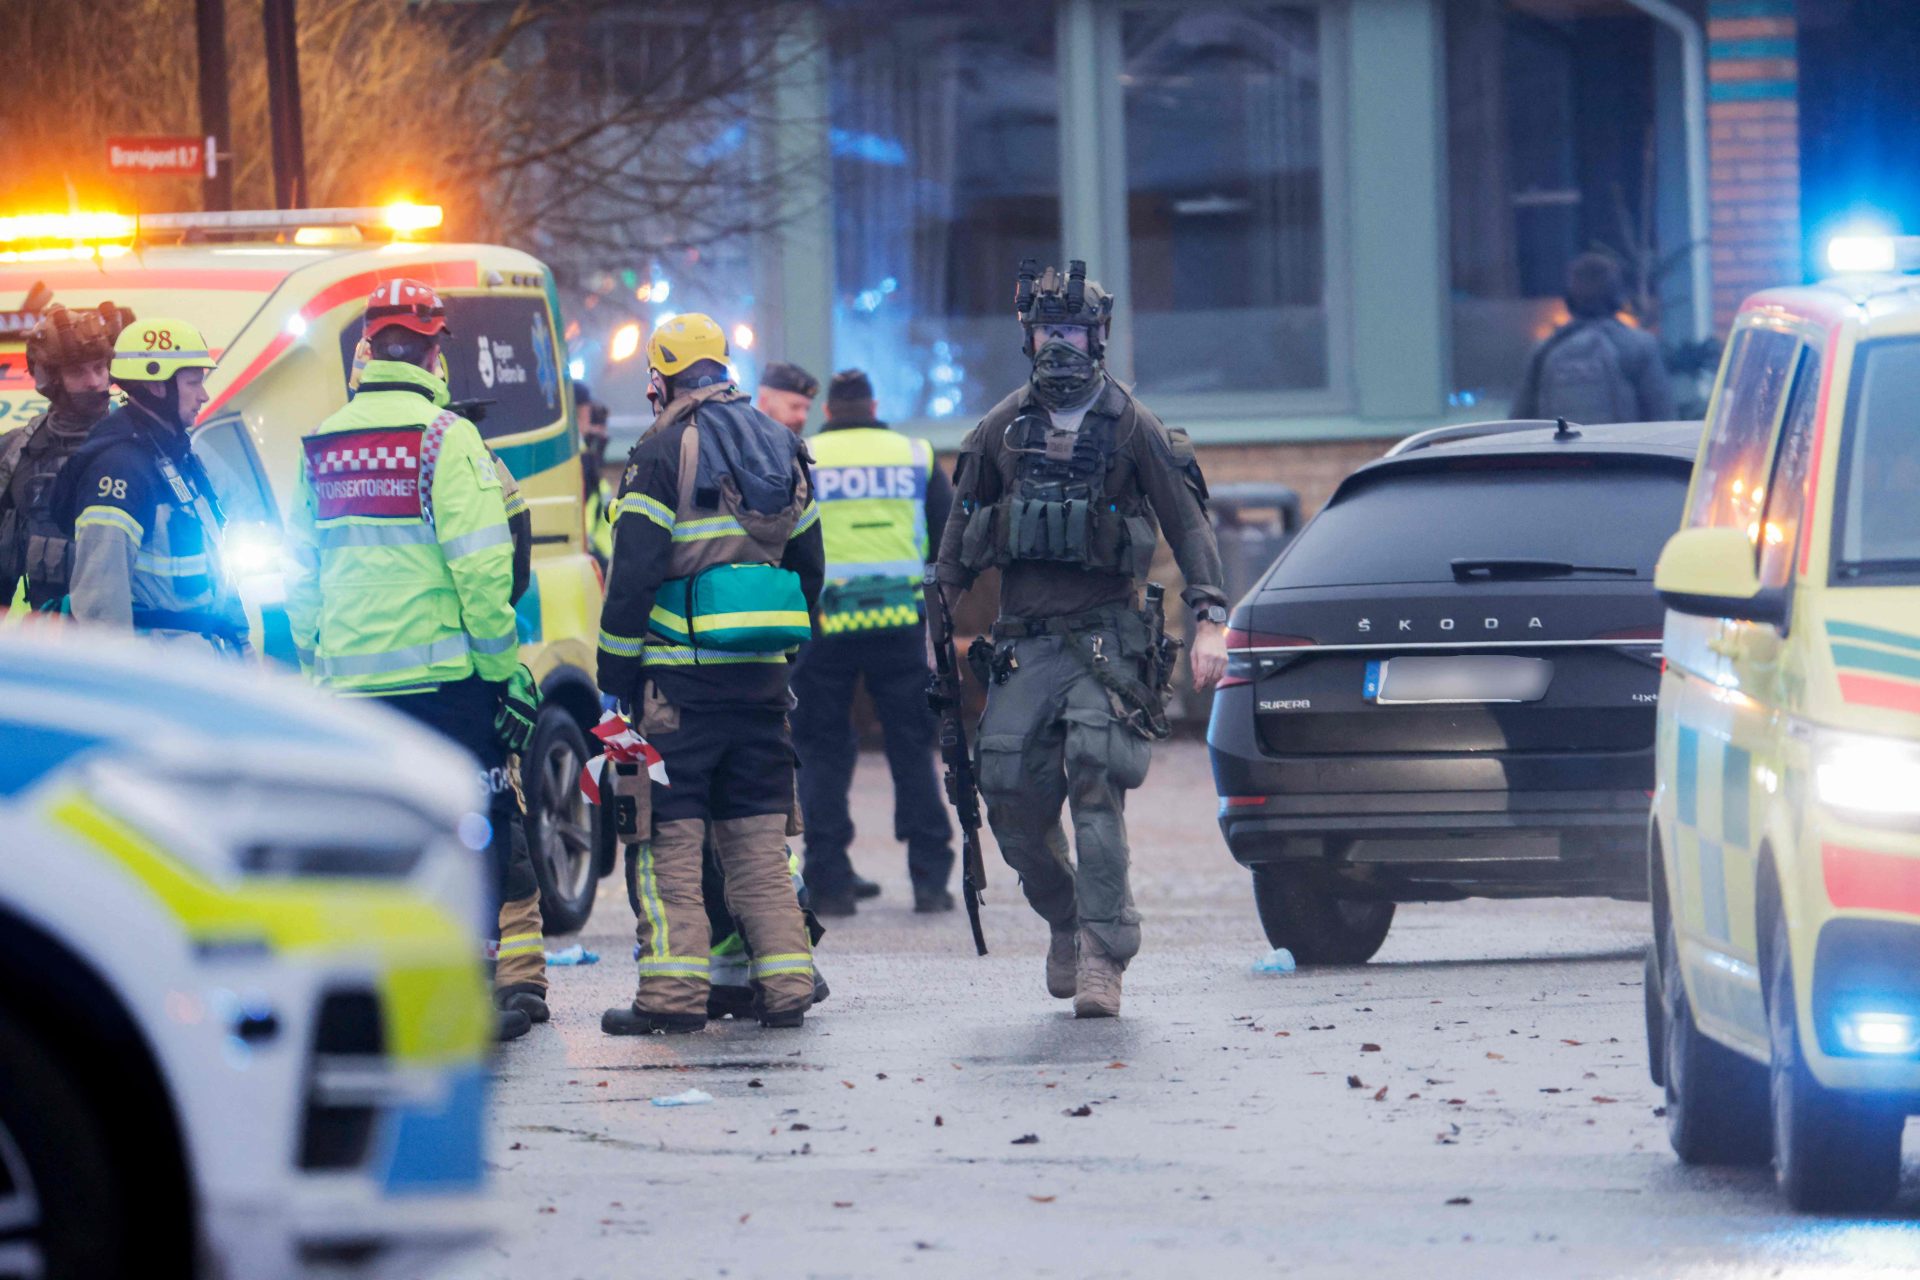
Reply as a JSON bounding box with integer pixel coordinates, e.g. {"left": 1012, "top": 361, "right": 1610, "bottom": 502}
{"left": 1029, "top": 333, "right": 1101, "bottom": 411}
{"left": 43, "top": 378, "right": 110, "bottom": 435}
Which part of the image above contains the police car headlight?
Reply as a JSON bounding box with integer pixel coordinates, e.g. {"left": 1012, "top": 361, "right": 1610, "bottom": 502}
{"left": 84, "top": 762, "right": 438, "bottom": 881}
{"left": 1813, "top": 728, "right": 1920, "bottom": 821}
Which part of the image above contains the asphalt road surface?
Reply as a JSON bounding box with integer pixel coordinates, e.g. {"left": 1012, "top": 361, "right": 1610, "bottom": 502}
{"left": 462, "top": 740, "right": 1920, "bottom": 1279}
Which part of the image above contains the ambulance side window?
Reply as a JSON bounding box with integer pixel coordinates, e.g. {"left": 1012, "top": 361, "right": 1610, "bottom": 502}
{"left": 191, "top": 418, "right": 277, "bottom": 526}
{"left": 1687, "top": 327, "right": 1799, "bottom": 536}
{"left": 1756, "top": 347, "right": 1820, "bottom": 590}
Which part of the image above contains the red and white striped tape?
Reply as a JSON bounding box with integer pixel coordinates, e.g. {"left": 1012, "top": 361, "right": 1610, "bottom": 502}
{"left": 579, "top": 712, "right": 668, "bottom": 804}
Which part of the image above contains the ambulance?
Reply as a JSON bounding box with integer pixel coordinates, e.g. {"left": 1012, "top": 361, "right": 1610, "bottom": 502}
{"left": 1647, "top": 234, "right": 1920, "bottom": 1210}
{"left": 0, "top": 207, "right": 612, "bottom": 932}
{"left": 0, "top": 628, "right": 492, "bottom": 1277}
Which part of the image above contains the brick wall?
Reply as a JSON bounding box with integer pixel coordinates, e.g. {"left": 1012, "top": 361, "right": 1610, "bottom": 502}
{"left": 1192, "top": 437, "right": 1400, "bottom": 519}
{"left": 1708, "top": 0, "right": 1802, "bottom": 330}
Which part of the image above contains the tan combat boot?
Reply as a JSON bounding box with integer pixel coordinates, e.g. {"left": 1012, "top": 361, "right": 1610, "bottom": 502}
{"left": 1046, "top": 926, "right": 1078, "bottom": 999}
{"left": 1072, "top": 928, "right": 1122, "bottom": 1018}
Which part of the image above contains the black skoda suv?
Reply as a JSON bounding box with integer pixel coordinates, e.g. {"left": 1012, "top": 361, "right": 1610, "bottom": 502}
{"left": 1209, "top": 420, "right": 1698, "bottom": 963}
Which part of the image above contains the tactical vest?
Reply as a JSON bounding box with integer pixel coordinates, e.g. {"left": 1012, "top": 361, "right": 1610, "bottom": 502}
{"left": 0, "top": 412, "right": 92, "bottom": 610}
{"left": 641, "top": 389, "right": 813, "bottom": 660}
{"left": 955, "top": 396, "right": 1157, "bottom": 580}
{"left": 810, "top": 427, "right": 931, "bottom": 633}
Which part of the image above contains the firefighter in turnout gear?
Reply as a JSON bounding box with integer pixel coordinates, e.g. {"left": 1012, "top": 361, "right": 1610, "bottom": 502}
{"left": 1, "top": 301, "right": 132, "bottom": 612}
{"left": 792, "top": 368, "right": 956, "bottom": 916}
{"left": 934, "top": 260, "right": 1229, "bottom": 1018}
{"left": 598, "top": 312, "right": 826, "bottom": 1034}
{"left": 50, "top": 318, "right": 249, "bottom": 651}
{"left": 283, "top": 278, "right": 548, "bottom": 1041}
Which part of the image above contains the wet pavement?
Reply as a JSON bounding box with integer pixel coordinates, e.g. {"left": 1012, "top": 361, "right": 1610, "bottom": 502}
{"left": 461, "top": 740, "right": 1920, "bottom": 1279}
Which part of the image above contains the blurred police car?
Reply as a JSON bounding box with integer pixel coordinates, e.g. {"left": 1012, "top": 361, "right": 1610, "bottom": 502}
{"left": 0, "top": 629, "right": 493, "bottom": 1278}
{"left": 1210, "top": 420, "right": 1697, "bottom": 963}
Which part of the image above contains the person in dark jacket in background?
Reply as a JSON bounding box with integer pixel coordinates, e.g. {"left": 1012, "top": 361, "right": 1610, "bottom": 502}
{"left": 1511, "top": 253, "right": 1676, "bottom": 425}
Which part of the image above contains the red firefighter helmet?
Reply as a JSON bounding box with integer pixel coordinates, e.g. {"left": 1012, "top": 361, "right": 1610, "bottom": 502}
{"left": 362, "top": 277, "right": 450, "bottom": 339}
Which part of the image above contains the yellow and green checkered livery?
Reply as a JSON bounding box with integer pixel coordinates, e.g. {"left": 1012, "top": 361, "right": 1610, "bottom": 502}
{"left": 810, "top": 427, "right": 933, "bottom": 634}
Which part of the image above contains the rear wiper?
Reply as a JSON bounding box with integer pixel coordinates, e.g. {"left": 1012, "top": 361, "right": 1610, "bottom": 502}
{"left": 1451, "top": 557, "right": 1637, "bottom": 581}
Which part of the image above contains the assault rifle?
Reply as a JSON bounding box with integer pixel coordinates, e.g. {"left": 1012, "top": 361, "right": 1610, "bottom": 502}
{"left": 922, "top": 567, "right": 988, "bottom": 955}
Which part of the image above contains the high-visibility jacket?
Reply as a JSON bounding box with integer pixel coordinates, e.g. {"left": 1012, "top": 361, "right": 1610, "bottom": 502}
{"left": 810, "top": 426, "right": 933, "bottom": 633}
{"left": 586, "top": 476, "right": 614, "bottom": 566}
{"left": 284, "top": 358, "right": 519, "bottom": 693}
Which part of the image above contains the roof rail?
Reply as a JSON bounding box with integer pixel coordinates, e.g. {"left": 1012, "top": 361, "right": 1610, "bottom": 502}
{"left": 1385, "top": 418, "right": 1582, "bottom": 458}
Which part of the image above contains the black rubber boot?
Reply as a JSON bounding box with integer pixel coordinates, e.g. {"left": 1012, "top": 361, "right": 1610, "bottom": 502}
{"left": 812, "top": 972, "right": 831, "bottom": 1005}
{"left": 497, "top": 983, "right": 550, "bottom": 1024}
{"left": 913, "top": 886, "right": 956, "bottom": 914}
{"left": 852, "top": 874, "right": 882, "bottom": 900}
{"left": 811, "top": 888, "right": 857, "bottom": 918}
{"left": 496, "top": 1007, "right": 533, "bottom": 1042}
{"left": 752, "top": 987, "right": 807, "bottom": 1029}
{"left": 601, "top": 1005, "right": 706, "bottom": 1036}
{"left": 706, "top": 986, "right": 756, "bottom": 1020}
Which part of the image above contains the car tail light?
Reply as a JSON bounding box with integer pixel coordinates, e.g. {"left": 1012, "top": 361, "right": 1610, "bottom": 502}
{"left": 1222, "top": 627, "right": 1312, "bottom": 689}
{"left": 1225, "top": 626, "right": 1312, "bottom": 652}
{"left": 1222, "top": 796, "right": 1268, "bottom": 808}
{"left": 1595, "top": 625, "right": 1663, "bottom": 669}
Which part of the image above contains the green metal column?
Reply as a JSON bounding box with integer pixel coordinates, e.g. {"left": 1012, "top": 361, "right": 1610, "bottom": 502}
{"left": 758, "top": 8, "right": 836, "bottom": 407}
{"left": 1055, "top": 0, "right": 1133, "bottom": 382}
{"left": 1347, "top": 0, "right": 1449, "bottom": 421}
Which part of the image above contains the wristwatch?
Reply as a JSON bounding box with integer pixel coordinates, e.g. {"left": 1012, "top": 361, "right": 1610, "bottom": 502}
{"left": 1195, "top": 604, "right": 1228, "bottom": 625}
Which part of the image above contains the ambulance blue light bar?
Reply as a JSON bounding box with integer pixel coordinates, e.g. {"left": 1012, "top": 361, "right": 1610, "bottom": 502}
{"left": 1825, "top": 234, "right": 1920, "bottom": 276}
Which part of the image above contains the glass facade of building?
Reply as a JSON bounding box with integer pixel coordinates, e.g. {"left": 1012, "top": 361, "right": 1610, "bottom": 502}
{"left": 826, "top": 1, "right": 1339, "bottom": 426}
{"left": 829, "top": 8, "right": 1061, "bottom": 422}
{"left": 1121, "top": 7, "right": 1327, "bottom": 396}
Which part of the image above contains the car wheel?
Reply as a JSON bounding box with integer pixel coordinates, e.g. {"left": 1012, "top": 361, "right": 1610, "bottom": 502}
{"left": 1644, "top": 943, "right": 1666, "bottom": 1088}
{"left": 1661, "top": 912, "right": 1770, "bottom": 1165}
{"left": 0, "top": 1009, "right": 130, "bottom": 1279}
{"left": 524, "top": 706, "right": 597, "bottom": 935}
{"left": 1766, "top": 907, "right": 1903, "bottom": 1212}
{"left": 1249, "top": 865, "right": 1395, "bottom": 965}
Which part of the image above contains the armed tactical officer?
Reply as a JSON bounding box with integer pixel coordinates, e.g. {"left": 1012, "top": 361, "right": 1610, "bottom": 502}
{"left": 284, "top": 280, "right": 548, "bottom": 1041}
{"left": 51, "top": 319, "right": 249, "bottom": 650}
{"left": 597, "top": 314, "right": 825, "bottom": 1034}
{"left": 1, "top": 302, "right": 131, "bottom": 612}
{"left": 934, "top": 261, "right": 1228, "bottom": 1018}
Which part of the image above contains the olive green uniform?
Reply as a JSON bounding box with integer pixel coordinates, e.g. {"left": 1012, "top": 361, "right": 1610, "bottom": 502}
{"left": 934, "top": 376, "right": 1224, "bottom": 964}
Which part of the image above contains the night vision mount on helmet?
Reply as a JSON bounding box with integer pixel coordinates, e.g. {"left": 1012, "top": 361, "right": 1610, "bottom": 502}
{"left": 25, "top": 302, "right": 134, "bottom": 399}
{"left": 1015, "top": 259, "right": 1114, "bottom": 359}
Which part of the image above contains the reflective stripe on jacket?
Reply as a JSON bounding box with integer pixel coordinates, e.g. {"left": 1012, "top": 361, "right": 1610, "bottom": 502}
{"left": 52, "top": 404, "right": 235, "bottom": 637}
{"left": 284, "top": 358, "right": 518, "bottom": 692}
{"left": 810, "top": 427, "right": 930, "bottom": 633}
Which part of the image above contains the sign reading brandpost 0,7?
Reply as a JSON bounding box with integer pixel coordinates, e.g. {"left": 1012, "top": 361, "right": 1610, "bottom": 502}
{"left": 106, "top": 136, "right": 215, "bottom": 178}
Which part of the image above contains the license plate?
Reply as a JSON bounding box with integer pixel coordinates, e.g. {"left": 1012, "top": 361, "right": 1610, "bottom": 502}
{"left": 1364, "top": 656, "right": 1552, "bottom": 704}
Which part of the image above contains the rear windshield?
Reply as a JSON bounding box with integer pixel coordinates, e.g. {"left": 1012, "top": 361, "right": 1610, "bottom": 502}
{"left": 1269, "top": 458, "right": 1690, "bottom": 588}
